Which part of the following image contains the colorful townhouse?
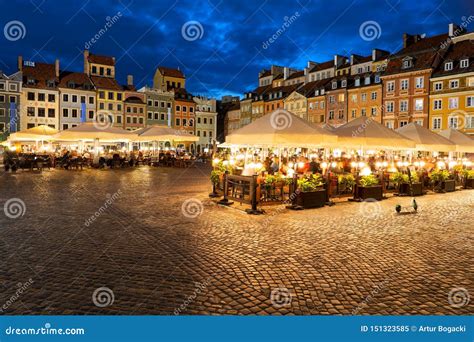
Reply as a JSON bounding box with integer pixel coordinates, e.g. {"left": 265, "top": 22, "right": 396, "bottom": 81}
{"left": 19, "top": 57, "right": 60, "bottom": 130}
{"left": 58, "top": 71, "right": 96, "bottom": 130}
{"left": 138, "top": 86, "right": 174, "bottom": 127}
{"left": 258, "top": 65, "right": 284, "bottom": 87}
{"left": 264, "top": 85, "right": 296, "bottom": 114}
{"left": 174, "top": 88, "right": 196, "bottom": 141}
{"left": 224, "top": 102, "right": 241, "bottom": 136}
{"left": 194, "top": 96, "right": 217, "bottom": 153}
{"left": 84, "top": 50, "right": 124, "bottom": 128}
{"left": 429, "top": 38, "right": 474, "bottom": 135}
{"left": 306, "top": 79, "right": 331, "bottom": 124}
{"left": 0, "top": 70, "right": 22, "bottom": 137}
{"left": 326, "top": 76, "right": 350, "bottom": 127}
{"left": 283, "top": 85, "right": 308, "bottom": 120}
{"left": 250, "top": 85, "right": 270, "bottom": 121}
{"left": 123, "top": 76, "right": 146, "bottom": 131}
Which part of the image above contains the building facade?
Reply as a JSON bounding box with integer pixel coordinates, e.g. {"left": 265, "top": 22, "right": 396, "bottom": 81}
{"left": 0, "top": 71, "right": 22, "bottom": 138}
{"left": 326, "top": 77, "right": 349, "bottom": 127}
{"left": 347, "top": 74, "right": 383, "bottom": 123}
{"left": 123, "top": 77, "right": 146, "bottom": 130}
{"left": 153, "top": 66, "right": 185, "bottom": 91}
{"left": 139, "top": 86, "right": 174, "bottom": 127}
{"left": 174, "top": 88, "right": 196, "bottom": 142}
{"left": 194, "top": 96, "right": 217, "bottom": 153}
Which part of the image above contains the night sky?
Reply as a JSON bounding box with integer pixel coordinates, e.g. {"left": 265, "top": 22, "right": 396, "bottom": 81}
{"left": 0, "top": 0, "right": 473, "bottom": 98}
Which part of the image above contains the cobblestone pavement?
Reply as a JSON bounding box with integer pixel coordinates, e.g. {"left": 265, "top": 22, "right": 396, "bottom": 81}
{"left": 0, "top": 165, "right": 472, "bottom": 315}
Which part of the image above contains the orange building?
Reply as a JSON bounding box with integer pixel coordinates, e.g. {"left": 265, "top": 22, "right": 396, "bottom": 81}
{"left": 347, "top": 74, "right": 383, "bottom": 123}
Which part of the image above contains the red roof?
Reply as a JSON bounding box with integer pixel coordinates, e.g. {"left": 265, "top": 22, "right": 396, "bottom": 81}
{"left": 90, "top": 76, "right": 122, "bottom": 91}
{"left": 309, "top": 60, "right": 334, "bottom": 73}
{"left": 22, "top": 62, "right": 58, "bottom": 89}
{"left": 286, "top": 70, "right": 305, "bottom": 79}
{"left": 88, "top": 53, "right": 115, "bottom": 66}
{"left": 158, "top": 66, "right": 185, "bottom": 79}
{"left": 58, "top": 71, "right": 94, "bottom": 90}
{"left": 432, "top": 40, "right": 474, "bottom": 77}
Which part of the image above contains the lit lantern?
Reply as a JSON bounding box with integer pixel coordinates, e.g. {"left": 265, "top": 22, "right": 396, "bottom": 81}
{"left": 288, "top": 162, "right": 294, "bottom": 168}
{"left": 360, "top": 167, "right": 372, "bottom": 176}
{"left": 331, "top": 162, "right": 337, "bottom": 168}
{"left": 437, "top": 161, "right": 446, "bottom": 169}
{"left": 402, "top": 161, "right": 409, "bottom": 167}
{"left": 350, "top": 161, "right": 357, "bottom": 168}
{"left": 420, "top": 161, "right": 426, "bottom": 167}
{"left": 448, "top": 161, "right": 457, "bottom": 169}
{"left": 321, "top": 162, "right": 328, "bottom": 169}
{"left": 382, "top": 161, "right": 388, "bottom": 167}
{"left": 298, "top": 162, "right": 305, "bottom": 168}
{"left": 375, "top": 161, "right": 382, "bottom": 168}
{"left": 212, "top": 158, "right": 220, "bottom": 165}
{"left": 358, "top": 162, "right": 366, "bottom": 169}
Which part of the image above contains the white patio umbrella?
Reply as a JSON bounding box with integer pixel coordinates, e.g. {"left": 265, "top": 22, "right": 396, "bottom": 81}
{"left": 396, "top": 123, "right": 456, "bottom": 152}
{"left": 437, "top": 128, "right": 474, "bottom": 153}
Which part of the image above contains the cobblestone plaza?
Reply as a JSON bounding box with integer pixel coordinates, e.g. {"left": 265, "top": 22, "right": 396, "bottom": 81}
{"left": 0, "top": 165, "right": 472, "bottom": 315}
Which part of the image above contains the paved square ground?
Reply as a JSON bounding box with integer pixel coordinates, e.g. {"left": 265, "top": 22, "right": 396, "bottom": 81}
{"left": 0, "top": 165, "right": 472, "bottom": 315}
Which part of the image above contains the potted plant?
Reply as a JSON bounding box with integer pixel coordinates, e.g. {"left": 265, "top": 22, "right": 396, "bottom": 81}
{"left": 295, "top": 174, "right": 326, "bottom": 209}
{"left": 462, "top": 169, "right": 474, "bottom": 189}
{"left": 390, "top": 172, "right": 423, "bottom": 196}
{"left": 209, "top": 170, "right": 223, "bottom": 197}
{"left": 357, "top": 174, "right": 383, "bottom": 200}
{"left": 338, "top": 174, "right": 355, "bottom": 193}
{"left": 430, "top": 169, "right": 455, "bottom": 192}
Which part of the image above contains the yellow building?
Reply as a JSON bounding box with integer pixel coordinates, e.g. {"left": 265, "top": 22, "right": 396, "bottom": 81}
{"left": 153, "top": 66, "right": 185, "bottom": 91}
{"left": 429, "top": 40, "right": 474, "bottom": 135}
{"left": 84, "top": 51, "right": 123, "bottom": 127}
{"left": 283, "top": 88, "right": 307, "bottom": 120}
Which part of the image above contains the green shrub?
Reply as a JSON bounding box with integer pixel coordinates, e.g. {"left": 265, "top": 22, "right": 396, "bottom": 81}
{"left": 359, "top": 174, "right": 380, "bottom": 187}
{"left": 297, "top": 173, "right": 325, "bottom": 192}
{"left": 429, "top": 169, "right": 450, "bottom": 183}
{"left": 338, "top": 174, "right": 355, "bottom": 189}
{"left": 210, "top": 170, "right": 222, "bottom": 185}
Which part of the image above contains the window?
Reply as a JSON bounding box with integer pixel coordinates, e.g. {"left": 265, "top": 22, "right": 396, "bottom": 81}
{"left": 48, "top": 94, "right": 55, "bottom": 102}
{"left": 38, "top": 93, "right": 45, "bottom": 101}
{"left": 48, "top": 109, "right": 55, "bottom": 117}
{"left": 400, "top": 100, "right": 408, "bottom": 112}
{"left": 448, "top": 97, "right": 458, "bottom": 109}
{"left": 0, "top": 95, "right": 4, "bottom": 103}
{"left": 433, "top": 99, "right": 442, "bottom": 110}
{"left": 415, "top": 99, "right": 423, "bottom": 111}
{"left": 387, "top": 81, "right": 395, "bottom": 92}
{"left": 108, "top": 92, "right": 114, "bottom": 100}
{"left": 361, "top": 93, "right": 367, "bottom": 102}
{"left": 386, "top": 102, "right": 394, "bottom": 112}
{"left": 62, "top": 124, "right": 68, "bottom": 130}
{"left": 183, "top": 106, "right": 187, "bottom": 112}
{"left": 449, "top": 80, "right": 459, "bottom": 89}
{"left": 106, "top": 68, "right": 111, "bottom": 76}
{"left": 467, "top": 96, "right": 474, "bottom": 107}
{"left": 116, "top": 116, "right": 122, "bottom": 124}
{"left": 375, "top": 75, "right": 381, "bottom": 83}
{"left": 108, "top": 103, "right": 113, "bottom": 110}
{"left": 161, "top": 101, "right": 165, "bottom": 107}
{"left": 351, "top": 94, "right": 357, "bottom": 102}
{"left": 371, "top": 92, "right": 377, "bottom": 100}
{"left": 329, "top": 111, "right": 334, "bottom": 119}
{"left": 72, "top": 95, "right": 77, "bottom": 103}
{"left": 203, "top": 118, "right": 207, "bottom": 124}
{"left": 0, "top": 108, "right": 4, "bottom": 117}
{"left": 99, "top": 103, "right": 105, "bottom": 110}
{"left": 190, "top": 107, "right": 194, "bottom": 113}
{"left": 81, "top": 96, "right": 86, "bottom": 103}
{"left": 148, "top": 112, "right": 152, "bottom": 119}
{"left": 434, "top": 82, "right": 443, "bottom": 91}
{"left": 433, "top": 117, "right": 442, "bottom": 130}
{"left": 361, "top": 108, "right": 366, "bottom": 116}
{"left": 197, "top": 130, "right": 200, "bottom": 136}
{"left": 466, "top": 116, "right": 474, "bottom": 129}
{"left": 89, "top": 96, "right": 94, "bottom": 104}
{"left": 332, "top": 82, "right": 337, "bottom": 89}
{"left": 445, "top": 62, "right": 453, "bottom": 71}
{"left": 449, "top": 116, "right": 458, "bottom": 129}
{"left": 63, "top": 94, "right": 69, "bottom": 102}
{"left": 364, "top": 76, "right": 370, "bottom": 85}
{"left": 415, "top": 77, "right": 424, "bottom": 89}
{"left": 176, "top": 118, "right": 180, "bottom": 126}
{"left": 154, "top": 113, "right": 159, "bottom": 120}
{"left": 161, "top": 113, "right": 165, "bottom": 121}
{"left": 399, "top": 121, "right": 408, "bottom": 127}
{"left": 88, "top": 110, "right": 94, "bottom": 119}
{"left": 341, "top": 80, "right": 347, "bottom": 87}
{"left": 72, "top": 109, "right": 78, "bottom": 118}
{"left": 117, "top": 93, "right": 122, "bottom": 101}
{"left": 0, "top": 82, "right": 4, "bottom": 90}
{"left": 92, "top": 66, "right": 97, "bottom": 74}
{"left": 38, "top": 108, "right": 45, "bottom": 117}
{"left": 403, "top": 59, "right": 412, "bottom": 68}
{"left": 460, "top": 59, "right": 469, "bottom": 68}
{"left": 189, "top": 119, "right": 193, "bottom": 127}
{"left": 400, "top": 79, "right": 408, "bottom": 90}
{"left": 99, "top": 67, "right": 104, "bottom": 76}
{"left": 371, "top": 107, "right": 377, "bottom": 116}
{"left": 351, "top": 109, "right": 356, "bottom": 118}
{"left": 117, "top": 104, "right": 122, "bottom": 111}
{"left": 63, "top": 108, "right": 68, "bottom": 117}
{"left": 329, "top": 96, "right": 335, "bottom": 104}
{"left": 468, "top": 77, "right": 474, "bottom": 87}
{"left": 176, "top": 105, "right": 181, "bottom": 111}
{"left": 99, "top": 91, "right": 105, "bottom": 99}
{"left": 27, "top": 107, "right": 35, "bottom": 116}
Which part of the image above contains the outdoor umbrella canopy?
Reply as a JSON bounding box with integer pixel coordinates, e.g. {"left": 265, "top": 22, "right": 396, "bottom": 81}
{"left": 8, "top": 125, "right": 58, "bottom": 141}
{"left": 52, "top": 122, "right": 136, "bottom": 142}
{"left": 437, "top": 128, "right": 474, "bottom": 153}
{"left": 334, "top": 117, "right": 415, "bottom": 150}
{"left": 396, "top": 123, "right": 456, "bottom": 152}
{"left": 133, "top": 125, "right": 198, "bottom": 142}
{"left": 225, "top": 109, "right": 338, "bottom": 147}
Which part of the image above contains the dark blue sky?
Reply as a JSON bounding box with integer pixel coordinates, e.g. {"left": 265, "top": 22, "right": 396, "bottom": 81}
{"left": 0, "top": 0, "right": 473, "bottom": 98}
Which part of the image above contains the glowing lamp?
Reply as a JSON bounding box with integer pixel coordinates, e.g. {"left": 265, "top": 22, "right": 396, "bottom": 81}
{"left": 288, "top": 162, "right": 294, "bottom": 169}
{"left": 360, "top": 167, "right": 372, "bottom": 176}
{"left": 382, "top": 161, "right": 388, "bottom": 167}
{"left": 331, "top": 162, "right": 337, "bottom": 168}
{"left": 298, "top": 162, "right": 305, "bottom": 168}
{"left": 358, "top": 162, "right": 366, "bottom": 169}
{"left": 437, "top": 161, "right": 446, "bottom": 169}
{"left": 321, "top": 162, "right": 328, "bottom": 169}
{"left": 350, "top": 162, "right": 357, "bottom": 168}
{"left": 375, "top": 162, "right": 382, "bottom": 168}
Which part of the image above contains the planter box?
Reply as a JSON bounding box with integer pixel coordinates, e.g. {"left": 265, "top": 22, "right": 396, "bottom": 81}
{"left": 399, "top": 182, "right": 423, "bottom": 196}
{"left": 442, "top": 179, "right": 456, "bottom": 192}
{"left": 357, "top": 185, "right": 383, "bottom": 201}
{"left": 296, "top": 189, "right": 326, "bottom": 209}
{"left": 465, "top": 178, "right": 474, "bottom": 189}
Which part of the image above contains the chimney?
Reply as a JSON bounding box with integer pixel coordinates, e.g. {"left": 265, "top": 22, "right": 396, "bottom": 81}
{"left": 127, "top": 75, "right": 133, "bottom": 86}
{"left": 83, "top": 50, "right": 89, "bottom": 75}
{"left": 334, "top": 55, "right": 345, "bottom": 68}
{"left": 17, "top": 56, "right": 23, "bottom": 71}
{"left": 448, "top": 23, "right": 465, "bottom": 38}
{"left": 283, "top": 67, "right": 289, "bottom": 80}
{"left": 350, "top": 54, "right": 355, "bottom": 65}
{"left": 372, "top": 49, "right": 376, "bottom": 61}
{"left": 55, "top": 59, "right": 60, "bottom": 78}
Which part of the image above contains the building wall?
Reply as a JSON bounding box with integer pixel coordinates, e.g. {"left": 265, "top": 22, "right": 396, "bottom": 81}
{"left": 239, "top": 98, "right": 252, "bottom": 127}
{"left": 141, "top": 88, "right": 174, "bottom": 126}
{"left": 21, "top": 88, "right": 59, "bottom": 129}
{"left": 59, "top": 88, "right": 96, "bottom": 130}
{"left": 283, "top": 91, "right": 307, "bottom": 120}
{"left": 0, "top": 76, "right": 21, "bottom": 135}
{"left": 97, "top": 89, "right": 124, "bottom": 128}
{"left": 123, "top": 92, "right": 146, "bottom": 130}
{"left": 307, "top": 95, "right": 326, "bottom": 124}
{"left": 153, "top": 72, "right": 185, "bottom": 91}
{"left": 194, "top": 97, "right": 217, "bottom": 152}
{"left": 174, "top": 99, "right": 195, "bottom": 135}
{"left": 382, "top": 70, "right": 431, "bottom": 129}
{"left": 347, "top": 84, "right": 383, "bottom": 123}
{"left": 326, "top": 88, "right": 347, "bottom": 127}
{"left": 251, "top": 100, "right": 265, "bottom": 121}
{"left": 429, "top": 72, "right": 474, "bottom": 135}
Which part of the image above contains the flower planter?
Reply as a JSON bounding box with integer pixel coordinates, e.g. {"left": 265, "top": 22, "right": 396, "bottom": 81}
{"left": 399, "top": 182, "right": 423, "bottom": 196}
{"left": 464, "top": 178, "right": 474, "bottom": 189}
{"left": 357, "top": 185, "right": 383, "bottom": 201}
{"left": 295, "top": 189, "right": 326, "bottom": 209}
{"left": 442, "top": 179, "right": 456, "bottom": 192}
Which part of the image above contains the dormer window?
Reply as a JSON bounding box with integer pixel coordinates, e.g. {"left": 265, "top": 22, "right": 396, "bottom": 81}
{"left": 375, "top": 74, "right": 381, "bottom": 83}
{"left": 365, "top": 76, "right": 370, "bottom": 85}
{"left": 445, "top": 61, "right": 453, "bottom": 71}
{"left": 341, "top": 79, "right": 347, "bottom": 87}
{"left": 332, "top": 81, "right": 337, "bottom": 89}
{"left": 321, "top": 89, "right": 325, "bottom": 95}
{"left": 27, "top": 77, "right": 35, "bottom": 85}
{"left": 46, "top": 80, "right": 55, "bottom": 88}
{"left": 355, "top": 78, "right": 360, "bottom": 86}
{"left": 315, "top": 90, "right": 319, "bottom": 96}
{"left": 460, "top": 59, "right": 469, "bottom": 68}
{"left": 402, "top": 57, "right": 413, "bottom": 69}
{"left": 67, "top": 81, "right": 75, "bottom": 88}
